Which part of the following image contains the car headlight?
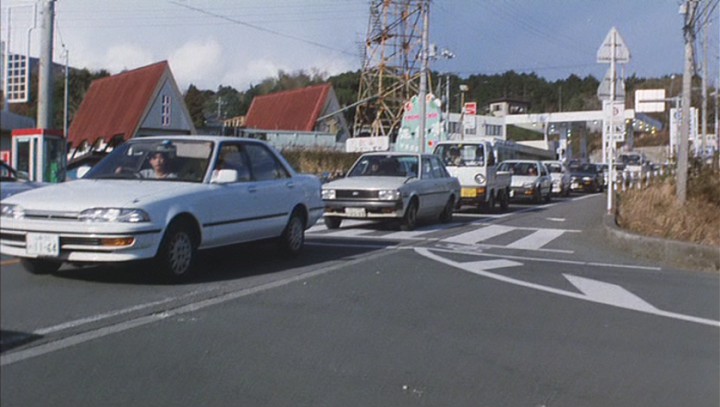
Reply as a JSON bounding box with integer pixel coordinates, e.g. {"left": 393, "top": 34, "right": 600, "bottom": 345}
{"left": 582, "top": 176, "right": 593, "bottom": 181}
{"left": 322, "top": 189, "right": 336, "bottom": 200}
{"left": 0, "top": 204, "right": 24, "bottom": 219}
{"left": 474, "top": 174, "right": 486, "bottom": 185}
{"left": 378, "top": 190, "right": 401, "bottom": 201}
{"left": 79, "top": 208, "right": 150, "bottom": 223}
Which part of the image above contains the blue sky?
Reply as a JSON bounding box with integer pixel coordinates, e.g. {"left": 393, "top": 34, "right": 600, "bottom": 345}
{"left": 2, "top": 0, "right": 709, "bottom": 91}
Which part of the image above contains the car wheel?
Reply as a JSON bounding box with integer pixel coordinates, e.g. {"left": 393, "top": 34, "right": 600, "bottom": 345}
{"left": 21, "top": 258, "right": 61, "bottom": 275}
{"left": 534, "top": 187, "right": 543, "bottom": 204}
{"left": 157, "top": 221, "right": 197, "bottom": 281}
{"left": 439, "top": 197, "right": 454, "bottom": 223}
{"left": 486, "top": 191, "right": 496, "bottom": 212}
{"left": 324, "top": 216, "right": 342, "bottom": 229}
{"left": 278, "top": 210, "right": 305, "bottom": 257}
{"left": 499, "top": 189, "right": 509, "bottom": 211}
{"left": 400, "top": 200, "right": 418, "bottom": 231}
{"left": 544, "top": 187, "right": 552, "bottom": 203}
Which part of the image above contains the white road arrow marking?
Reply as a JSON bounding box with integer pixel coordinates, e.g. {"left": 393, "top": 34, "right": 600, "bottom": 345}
{"left": 564, "top": 274, "right": 658, "bottom": 313}
{"left": 415, "top": 248, "right": 720, "bottom": 328}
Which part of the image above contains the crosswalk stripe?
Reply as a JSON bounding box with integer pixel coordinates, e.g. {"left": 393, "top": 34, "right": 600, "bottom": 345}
{"left": 505, "top": 229, "right": 567, "bottom": 250}
{"left": 441, "top": 225, "right": 515, "bottom": 245}
{"left": 380, "top": 222, "right": 460, "bottom": 240}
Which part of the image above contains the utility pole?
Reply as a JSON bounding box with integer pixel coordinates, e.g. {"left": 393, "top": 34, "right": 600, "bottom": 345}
{"left": 418, "top": 0, "right": 429, "bottom": 153}
{"left": 37, "top": 0, "right": 55, "bottom": 129}
{"left": 678, "top": 0, "right": 698, "bottom": 204}
{"left": 701, "top": 10, "right": 708, "bottom": 156}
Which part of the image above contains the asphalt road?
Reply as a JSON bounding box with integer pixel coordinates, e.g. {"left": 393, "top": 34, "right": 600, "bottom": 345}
{"left": 1, "top": 194, "right": 718, "bottom": 407}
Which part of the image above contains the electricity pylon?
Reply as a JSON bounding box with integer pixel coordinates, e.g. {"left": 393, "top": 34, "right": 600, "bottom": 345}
{"left": 353, "top": 0, "right": 424, "bottom": 140}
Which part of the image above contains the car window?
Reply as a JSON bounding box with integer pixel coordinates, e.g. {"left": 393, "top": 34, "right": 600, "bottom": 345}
{"left": 421, "top": 158, "right": 434, "bottom": 179}
{"left": 215, "top": 143, "right": 251, "bottom": 182}
{"left": 244, "top": 143, "right": 290, "bottom": 181}
{"left": 429, "top": 157, "right": 445, "bottom": 178}
{"left": 0, "top": 163, "right": 17, "bottom": 182}
{"left": 85, "top": 139, "right": 213, "bottom": 182}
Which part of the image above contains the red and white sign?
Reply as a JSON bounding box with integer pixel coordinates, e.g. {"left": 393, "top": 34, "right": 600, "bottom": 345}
{"left": 463, "top": 102, "right": 477, "bottom": 115}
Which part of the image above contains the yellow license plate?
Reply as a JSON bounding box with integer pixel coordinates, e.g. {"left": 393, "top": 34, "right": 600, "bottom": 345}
{"left": 461, "top": 188, "right": 477, "bottom": 198}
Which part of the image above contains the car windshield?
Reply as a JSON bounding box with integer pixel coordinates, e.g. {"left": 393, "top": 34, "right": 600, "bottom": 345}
{"left": 434, "top": 144, "right": 485, "bottom": 167}
{"left": 497, "top": 161, "right": 538, "bottom": 176}
{"left": 85, "top": 139, "right": 214, "bottom": 182}
{"left": 348, "top": 155, "right": 419, "bottom": 177}
{"left": 0, "top": 163, "right": 19, "bottom": 182}
{"left": 620, "top": 154, "right": 643, "bottom": 165}
{"left": 544, "top": 163, "right": 563, "bottom": 173}
{"left": 570, "top": 164, "right": 595, "bottom": 173}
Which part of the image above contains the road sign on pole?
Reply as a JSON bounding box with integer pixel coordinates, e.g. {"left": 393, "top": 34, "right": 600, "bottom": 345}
{"left": 597, "top": 27, "right": 630, "bottom": 63}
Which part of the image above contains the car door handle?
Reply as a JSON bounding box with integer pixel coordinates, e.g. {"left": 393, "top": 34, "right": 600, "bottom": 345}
{"left": 248, "top": 186, "right": 257, "bottom": 193}
{"left": 286, "top": 181, "right": 295, "bottom": 189}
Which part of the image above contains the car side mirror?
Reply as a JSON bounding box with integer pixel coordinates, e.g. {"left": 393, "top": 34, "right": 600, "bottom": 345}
{"left": 211, "top": 169, "right": 238, "bottom": 184}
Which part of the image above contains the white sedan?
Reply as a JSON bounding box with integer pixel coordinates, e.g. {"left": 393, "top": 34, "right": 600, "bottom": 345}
{"left": 0, "top": 136, "right": 324, "bottom": 281}
{"left": 322, "top": 152, "right": 460, "bottom": 231}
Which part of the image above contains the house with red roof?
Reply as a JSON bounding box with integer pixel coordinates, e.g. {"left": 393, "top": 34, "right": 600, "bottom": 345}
{"left": 243, "top": 83, "right": 350, "bottom": 147}
{"left": 68, "top": 61, "right": 195, "bottom": 156}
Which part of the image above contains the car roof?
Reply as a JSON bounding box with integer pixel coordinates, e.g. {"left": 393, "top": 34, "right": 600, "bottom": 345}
{"left": 128, "top": 135, "right": 267, "bottom": 144}
{"left": 359, "top": 152, "right": 431, "bottom": 157}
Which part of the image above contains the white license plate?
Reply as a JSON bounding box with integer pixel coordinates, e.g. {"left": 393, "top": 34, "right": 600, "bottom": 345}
{"left": 345, "top": 207, "right": 367, "bottom": 217}
{"left": 26, "top": 233, "right": 60, "bottom": 257}
{"left": 509, "top": 190, "right": 515, "bottom": 198}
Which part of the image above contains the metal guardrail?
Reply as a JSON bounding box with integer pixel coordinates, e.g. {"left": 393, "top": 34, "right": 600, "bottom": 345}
{"left": 611, "top": 166, "right": 675, "bottom": 192}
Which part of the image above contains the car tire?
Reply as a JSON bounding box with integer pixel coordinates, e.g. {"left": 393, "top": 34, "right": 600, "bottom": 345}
{"left": 21, "top": 258, "right": 61, "bottom": 275}
{"left": 499, "top": 189, "right": 509, "bottom": 211}
{"left": 544, "top": 187, "right": 552, "bottom": 203}
{"left": 486, "top": 192, "right": 496, "bottom": 212}
{"left": 156, "top": 220, "right": 197, "bottom": 281}
{"left": 534, "top": 187, "right": 543, "bottom": 204}
{"left": 278, "top": 210, "right": 305, "bottom": 257}
{"left": 400, "top": 200, "right": 418, "bottom": 231}
{"left": 324, "top": 216, "right": 342, "bottom": 230}
{"left": 439, "top": 197, "right": 454, "bottom": 223}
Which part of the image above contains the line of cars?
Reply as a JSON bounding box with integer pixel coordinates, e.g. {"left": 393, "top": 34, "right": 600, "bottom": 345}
{"left": 1, "top": 135, "right": 605, "bottom": 281}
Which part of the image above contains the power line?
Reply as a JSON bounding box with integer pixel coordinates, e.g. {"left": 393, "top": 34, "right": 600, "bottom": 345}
{"left": 167, "top": 0, "right": 361, "bottom": 57}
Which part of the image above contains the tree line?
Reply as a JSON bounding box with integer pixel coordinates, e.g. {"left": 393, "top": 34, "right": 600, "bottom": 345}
{"left": 3, "top": 66, "right": 710, "bottom": 138}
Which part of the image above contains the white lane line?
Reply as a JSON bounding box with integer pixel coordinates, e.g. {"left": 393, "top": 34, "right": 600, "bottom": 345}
{"left": 381, "top": 222, "right": 461, "bottom": 240}
{"left": 564, "top": 275, "right": 658, "bottom": 313}
{"left": 319, "top": 228, "right": 377, "bottom": 238}
{"left": 34, "top": 297, "right": 179, "bottom": 335}
{"left": 506, "top": 229, "right": 566, "bottom": 250}
{"left": 416, "top": 248, "right": 719, "bottom": 328}
{"left": 442, "top": 225, "right": 514, "bottom": 245}
{"left": 462, "top": 259, "right": 523, "bottom": 272}
{"left": 1, "top": 249, "right": 398, "bottom": 366}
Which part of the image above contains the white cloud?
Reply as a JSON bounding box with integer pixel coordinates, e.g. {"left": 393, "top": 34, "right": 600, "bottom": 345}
{"left": 169, "top": 39, "right": 224, "bottom": 91}
{"left": 102, "top": 44, "right": 155, "bottom": 73}
{"left": 221, "top": 58, "right": 289, "bottom": 90}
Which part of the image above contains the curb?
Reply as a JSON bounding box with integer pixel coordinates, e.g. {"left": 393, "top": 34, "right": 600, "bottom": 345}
{"left": 603, "top": 214, "right": 720, "bottom": 272}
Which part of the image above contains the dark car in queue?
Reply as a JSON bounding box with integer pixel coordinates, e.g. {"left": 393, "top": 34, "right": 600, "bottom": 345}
{"left": 568, "top": 163, "right": 603, "bottom": 193}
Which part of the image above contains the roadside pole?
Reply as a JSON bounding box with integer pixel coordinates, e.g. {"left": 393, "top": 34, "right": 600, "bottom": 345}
{"left": 597, "top": 27, "right": 630, "bottom": 214}
{"left": 418, "top": 0, "right": 429, "bottom": 153}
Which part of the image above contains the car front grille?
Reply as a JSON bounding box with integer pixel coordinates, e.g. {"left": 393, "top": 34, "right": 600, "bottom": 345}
{"left": 23, "top": 210, "right": 80, "bottom": 221}
{"left": 335, "top": 190, "right": 379, "bottom": 199}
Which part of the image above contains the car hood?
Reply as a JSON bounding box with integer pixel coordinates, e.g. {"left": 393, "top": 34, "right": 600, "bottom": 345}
{"left": 2, "top": 179, "right": 204, "bottom": 211}
{"left": 323, "top": 176, "right": 410, "bottom": 190}
{"left": 0, "top": 181, "right": 46, "bottom": 201}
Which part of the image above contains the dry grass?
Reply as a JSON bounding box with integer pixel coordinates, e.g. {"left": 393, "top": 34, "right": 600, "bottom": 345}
{"left": 281, "top": 148, "right": 361, "bottom": 176}
{"left": 617, "top": 165, "right": 720, "bottom": 247}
